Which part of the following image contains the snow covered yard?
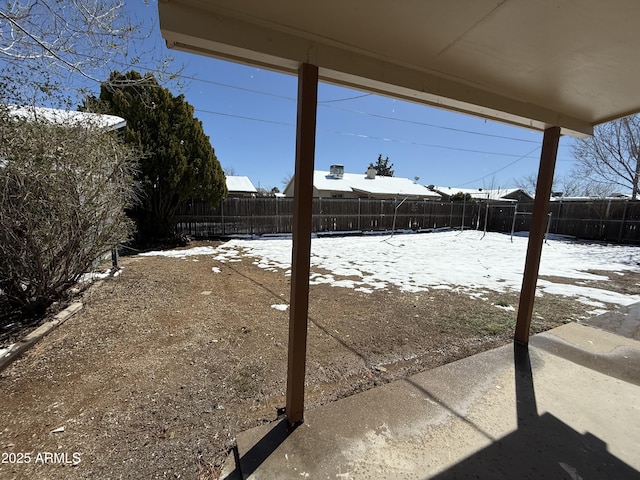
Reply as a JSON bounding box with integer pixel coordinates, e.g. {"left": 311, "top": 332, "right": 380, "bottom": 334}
{"left": 143, "top": 230, "right": 640, "bottom": 316}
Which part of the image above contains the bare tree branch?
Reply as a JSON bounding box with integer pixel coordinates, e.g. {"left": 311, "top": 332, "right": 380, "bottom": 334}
{"left": 573, "top": 115, "right": 640, "bottom": 199}
{"left": 0, "top": 9, "right": 102, "bottom": 83}
{"left": 0, "top": 0, "right": 182, "bottom": 107}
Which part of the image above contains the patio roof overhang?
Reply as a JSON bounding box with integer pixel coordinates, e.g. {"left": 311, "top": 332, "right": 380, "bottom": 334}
{"left": 159, "top": 0, "right": 640, "bottom": 137}
{"left": 158, "top": 0, "right": 640, "bottom": 425}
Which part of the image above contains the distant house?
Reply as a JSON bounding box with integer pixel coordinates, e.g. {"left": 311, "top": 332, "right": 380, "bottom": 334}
{"left": 430, "top": 186, "right": 532, "bottom": 203}
{"left": 284, "top": 164, "right": 441, "bottom": 200}
{"left": 226, "top": 175, "right": 258, "bottom": 197}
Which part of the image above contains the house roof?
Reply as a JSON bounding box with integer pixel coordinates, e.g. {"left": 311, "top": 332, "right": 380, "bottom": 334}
{"left": 226, "top": 175, "right": 257, "bottom": 193}
{"left": 158, "top": 1, "right": 640, "bottom": 137}
{"left": 549, "top": 195, "right": 631, "bottom": 202}
{"left": 315, "top": 171, "right": 440, "bottom": 198}
{"left": 433, "top": 186, "right": 529, "bottom": 201}
{"left": 6, "top": 105, "right": 126, "bottom": 131}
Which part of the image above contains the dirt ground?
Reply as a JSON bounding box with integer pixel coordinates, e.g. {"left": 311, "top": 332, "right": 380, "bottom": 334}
{"left": 0, "top": 239, "right": 638, "bottom": 479}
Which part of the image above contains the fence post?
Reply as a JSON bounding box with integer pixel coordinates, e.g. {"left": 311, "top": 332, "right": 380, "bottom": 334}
{"left": 482, "top": 202, "right": 489, "bottom": 237}
{"left": 510, "top": 203, "right": 518, "bottom": 242}
{"left": 358, "top": 198, "right": 361, "bottom": 231}
{"left": 618, "top": 199, "right": 629, "bottom": 243}
{"left": 423, "top": 199, "right": 426, "bottom": 230}
{"left": 221, "top": 200, "right": 225, "bottom": 236}
{"left": 247, "top": 198, "right": 252, "bottom": 235}
{"left": 556, "top": 199, "right": 562, "bottom": 234}
{"left": 461, "top": 195, "right": 466, "bottom": 231}
{"left": 544, "top": 212, "right": 552, "bottom": 244}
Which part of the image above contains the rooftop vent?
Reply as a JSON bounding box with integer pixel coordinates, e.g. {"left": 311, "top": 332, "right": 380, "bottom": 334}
{"left": 366, "top": 166, "right": 376, "bottom": 179}
{"left": 329, "top": 164, "right": 344, "bottom": 179}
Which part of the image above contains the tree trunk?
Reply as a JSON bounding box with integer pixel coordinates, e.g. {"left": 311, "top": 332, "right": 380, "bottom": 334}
{"left": 633, "top": 154, "right": 640, "bottom": 200}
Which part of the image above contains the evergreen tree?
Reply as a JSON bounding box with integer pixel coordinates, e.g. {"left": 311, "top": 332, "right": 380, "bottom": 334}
{"left": 450, "top": 192, "right": 473, "bottom": 202}
{"left": 85, "top": 71, "right": 227, "bottom": 240}
{"left": 367, "top": 154, "right": 394, "bottom": 176}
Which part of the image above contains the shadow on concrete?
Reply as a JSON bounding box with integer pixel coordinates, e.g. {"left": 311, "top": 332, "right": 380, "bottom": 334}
{"left": 224, "top": 418, "right": 295, "bottom": 480}
{"left": 531, "top": 334, "right": 640, "bottom": 387}
{"left": 404, "top": 378, "right": 495, "bottom": 442}
{"left": 430, "top": 344, "right": 640, "bottom": 479}
{"left": 221, "top": 336, "right": 640, "bottom": 479}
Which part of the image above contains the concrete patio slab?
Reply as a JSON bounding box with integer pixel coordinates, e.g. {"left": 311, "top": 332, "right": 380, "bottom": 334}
{"left": 582, "top": 301, "right": 640, "bottom": 341}
{"left": 221, "top": 320, "right": 640, "bottom": 479}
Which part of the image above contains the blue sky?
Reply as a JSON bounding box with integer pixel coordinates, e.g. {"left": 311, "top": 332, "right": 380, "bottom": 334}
{"left": 176, "top": 61, "right": 577, "bottom": 192}
{"left": 122, "top": 3, "right": 577, "bottom": 192}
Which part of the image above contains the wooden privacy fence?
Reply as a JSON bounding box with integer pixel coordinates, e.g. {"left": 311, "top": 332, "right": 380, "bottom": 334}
{"left": 176, "top": 197, "right": 481, "bottom": 236}
{"left": 502, "top": 199, "right": 640, "bottom": 243}
{"left": 175, "top": 197, "right": 640, "bottom": 244}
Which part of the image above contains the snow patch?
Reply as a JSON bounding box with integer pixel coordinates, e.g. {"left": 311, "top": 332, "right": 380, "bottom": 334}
{"left": 494, "top": 304, "right": 515, "bottom": 311}
{"left": 355, "top": 287, "right": 373, "bottom": 294}
{"left": 0, "top": 345, "right": 13, "bottom": 359}
{"left": 153, "top": 231, "right": 640, "bottom": 307}
{"left": 79, "top": 270, "right": 111, "bottom": 283}
{"left": 140, "top": 246, "right": 218, "bottom": 258}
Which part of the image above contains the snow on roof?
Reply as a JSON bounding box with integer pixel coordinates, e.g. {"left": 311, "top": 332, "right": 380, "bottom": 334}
{"left": 6, "top": 105, "right": 126, "bottom": 131}
{"left": 549, "top": 195, "right": 632, "bottom": 202}
{"left": 226, "top": 175, "right": 258, "bottom": 193}
{"left": 315, "top": 171, "right": 440, "bottom": 198}
{"left": 433, "top": 186, "right": 526, "bottom": 201}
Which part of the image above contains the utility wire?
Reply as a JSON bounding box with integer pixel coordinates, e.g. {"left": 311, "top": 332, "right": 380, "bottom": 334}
{"left": 97, "top": 58, "right": 542, "bottom": 144}
{"left": 195, "top": 108, "right": 566, "bottom": 163}
{"left": 453, "top": 146, "right": 542, "bottom": 187}
{"left": 318, "top": 93, "right": 372, "bottom": 103}
{"left": 195, "top": 108, "right": 291, "bottom": 126}
{"left": 324, "top": 130, "right": 542, "bottom": 159}
{"left": 320, "top": 104, "right": 540, "bottom": 143}
{"left": 76, "top": 56, "right": 564, "bottom": 173}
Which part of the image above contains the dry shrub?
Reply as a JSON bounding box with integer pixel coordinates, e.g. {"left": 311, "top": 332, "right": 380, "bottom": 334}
{"left": 0, "top": 110, "right": 138, "bottom": 317}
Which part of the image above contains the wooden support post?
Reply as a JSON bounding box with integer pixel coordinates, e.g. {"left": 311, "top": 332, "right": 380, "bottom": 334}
{"left": 514, "top": 127, "right": 561, "bottom": 345}
{"left": 285, "top": 63, "right": 318, "bottom": 426}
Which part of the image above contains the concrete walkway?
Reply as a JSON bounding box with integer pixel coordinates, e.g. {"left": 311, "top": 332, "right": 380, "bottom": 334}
{"left": 582, "top": 301, "right": 640, "bottom": 341}
{"left": 221, "top": 306, "right": 640, "bottom": 479}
